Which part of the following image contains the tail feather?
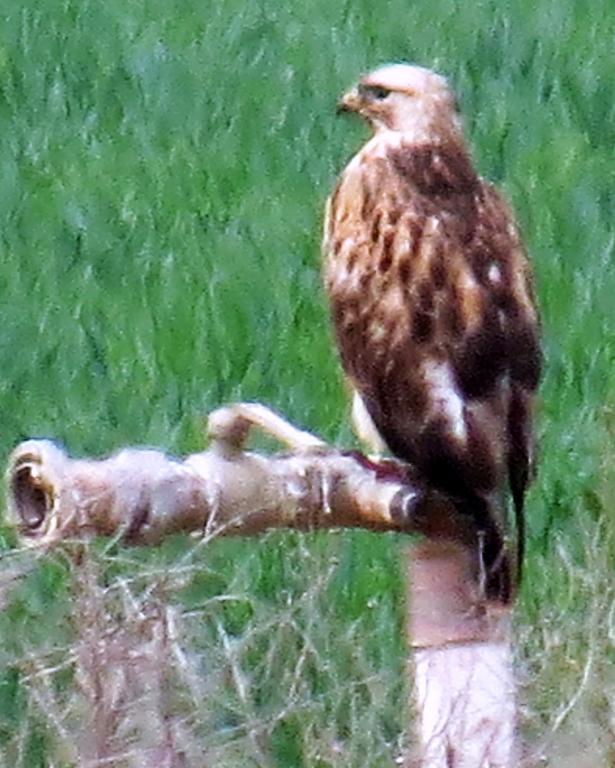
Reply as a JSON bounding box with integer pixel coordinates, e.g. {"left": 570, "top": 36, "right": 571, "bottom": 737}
{"left": 453, "top": 493, "right": 514, "bottom": 603}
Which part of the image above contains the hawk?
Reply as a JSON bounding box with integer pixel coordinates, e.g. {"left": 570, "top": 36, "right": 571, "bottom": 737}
{"left": 323, "top": 64, "right": 541, "bottom": 602}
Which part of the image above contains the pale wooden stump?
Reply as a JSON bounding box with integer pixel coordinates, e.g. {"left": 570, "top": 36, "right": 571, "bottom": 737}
{"left": 407, "top": 541, "right": 517, "bottom": 768}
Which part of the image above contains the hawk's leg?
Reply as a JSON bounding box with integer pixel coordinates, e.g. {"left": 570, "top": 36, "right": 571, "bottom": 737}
{"left": 351, "top": 391, "right": 387, "bottom": 458}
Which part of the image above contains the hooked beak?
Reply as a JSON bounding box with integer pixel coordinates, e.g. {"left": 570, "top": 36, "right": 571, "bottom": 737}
{"left": 336, "top": 88, "right": 362, "bottom": 115}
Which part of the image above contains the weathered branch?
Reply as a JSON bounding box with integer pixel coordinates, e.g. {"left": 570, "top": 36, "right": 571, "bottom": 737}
{"left": 8, "top": 403, "right": 447, "bottom": 547}
{"left": 6, "top": 402, "right": 518, "bottom": 766}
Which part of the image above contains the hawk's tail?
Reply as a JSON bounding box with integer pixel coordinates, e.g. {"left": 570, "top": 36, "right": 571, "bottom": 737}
{"left": 453, "top": 493, "right": 515, "bottom": 604}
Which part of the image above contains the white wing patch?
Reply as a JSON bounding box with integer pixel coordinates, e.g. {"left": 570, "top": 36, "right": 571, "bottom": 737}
{"left": 423, "top": 360, "right": 467, "bottom": 442}
{"left": 488, "top": 264, "right": 502, "bottom": 284}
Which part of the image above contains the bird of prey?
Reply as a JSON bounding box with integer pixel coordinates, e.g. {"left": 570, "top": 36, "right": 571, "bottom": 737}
{"left": 322, "top": 64, "right": 541, "bottom": 602}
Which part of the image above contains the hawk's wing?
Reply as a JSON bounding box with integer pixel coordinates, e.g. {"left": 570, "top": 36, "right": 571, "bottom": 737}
{"left": 323, "top": 139, "right": 541, "bottom": 599}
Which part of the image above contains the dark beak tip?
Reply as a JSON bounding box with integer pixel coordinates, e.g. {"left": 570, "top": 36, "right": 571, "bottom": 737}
{"left": 336, "top": 99, "right": 354, "bottom": 116}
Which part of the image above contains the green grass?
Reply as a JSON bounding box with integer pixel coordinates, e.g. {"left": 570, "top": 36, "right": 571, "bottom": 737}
{"left": 0, "top": 0, "right": 613, "bottom": 764}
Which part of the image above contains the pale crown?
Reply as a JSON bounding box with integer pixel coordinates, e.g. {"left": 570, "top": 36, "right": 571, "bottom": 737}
{"left": 339, "top": 63, "right": 463, "bottom": 143}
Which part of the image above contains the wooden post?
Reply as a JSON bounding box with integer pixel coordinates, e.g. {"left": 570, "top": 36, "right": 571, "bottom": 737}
{"left": 406, "top": 541, "right": 517, "bottom": 768}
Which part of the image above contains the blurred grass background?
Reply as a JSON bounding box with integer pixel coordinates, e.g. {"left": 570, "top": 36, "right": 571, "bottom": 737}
{"left": 0, "top": 0, "right": 613, "bottom": 765}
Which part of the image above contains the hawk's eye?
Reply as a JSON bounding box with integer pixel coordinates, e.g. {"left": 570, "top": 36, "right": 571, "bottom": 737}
{"left": 359, "top": 84, "right": 390, "bottom": 101}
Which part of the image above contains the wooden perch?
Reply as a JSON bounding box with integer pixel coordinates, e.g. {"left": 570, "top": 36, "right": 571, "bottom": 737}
{"left": 6, "top": 402, "right": 517, "bottom": 767}
{"left": 9, "top": 403, "right": 428, "bottom": 545}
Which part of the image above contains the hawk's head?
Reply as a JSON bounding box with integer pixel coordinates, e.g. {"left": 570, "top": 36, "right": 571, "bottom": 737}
{"left": 338, "top": 63, "right": 463, "bottom": 142}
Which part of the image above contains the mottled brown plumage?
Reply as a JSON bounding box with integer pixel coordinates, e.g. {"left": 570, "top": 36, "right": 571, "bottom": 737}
{"left": 323, "top": 64, "right": 541, "bottom": 602}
